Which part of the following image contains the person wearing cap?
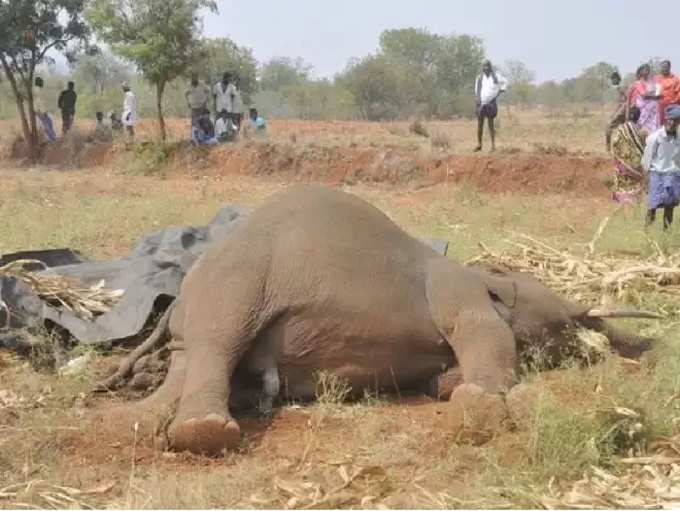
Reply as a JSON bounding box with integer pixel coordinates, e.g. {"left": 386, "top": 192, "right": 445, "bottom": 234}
{"left": 642, "top": 104, "right": 680, "bottom": 229}
{"left": 121, "top": 82, "right": 137, "bottom": 142}
{"left": 474, "top": 59, "right": 508, "bottom": 152}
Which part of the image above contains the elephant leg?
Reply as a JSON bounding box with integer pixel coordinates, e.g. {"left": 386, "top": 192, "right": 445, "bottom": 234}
{"left": 168, "top": 290, "right": 270, "bottom": 456}
{"left": 140, "top": 348, "right": 186, "bottom": 411}
{"left": 169, "top": 327, "right": 253, "bottom": 455}
{"left": 448, "top": 308, "right": 518, "bottom": 393}
{"left": 426, "top": 262, "right": 518, "bottom": 394}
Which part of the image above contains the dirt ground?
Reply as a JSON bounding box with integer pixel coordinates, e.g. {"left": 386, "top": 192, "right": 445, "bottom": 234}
{"left": 1, "top": 112, "right": 679, "bottom": 509}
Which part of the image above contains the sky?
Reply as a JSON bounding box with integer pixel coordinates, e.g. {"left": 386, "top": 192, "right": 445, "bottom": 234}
{"left": 203, "top": 0, "right": 680, "bottom": 83}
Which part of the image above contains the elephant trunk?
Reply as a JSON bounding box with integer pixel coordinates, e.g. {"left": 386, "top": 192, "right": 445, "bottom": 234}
{"left": 580, "top": 316, "right": 654, "bottom": 359}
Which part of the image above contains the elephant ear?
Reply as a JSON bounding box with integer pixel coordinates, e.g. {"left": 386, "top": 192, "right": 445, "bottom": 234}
{"left": 479, "top": 272, "right": 517, "bottom": 309}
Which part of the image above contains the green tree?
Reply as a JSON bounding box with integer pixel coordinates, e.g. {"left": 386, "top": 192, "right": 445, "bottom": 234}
{"left": 378, "top": 28, "right": 440, "bottom": 116}
{"left": 431, "top": 34, "right": 485, "bottom": 117}
{"left": 535, "top": 80, "right": 566, "bottom": 108}
{"left": 88, "top": 0, "right": 216, "bottom": 141}
{"left": 502, "top": 60, "right": 536, "bottom": 107}
{"left": 259, "top": 57, "right": 311, "bottom": 92}
{"left": 379, "top": 28, "right": 440, "bottom": 72}
{"left": 339, "top": 55, "right": 400, "bottom": 121}
{"left": 0, "top": 0, "right": 89, "bottom": 153}
{"left": 71, "top": 48, "right": 131, "bottom": 95}
{"left": 575, "top": 62, "right": 618, "bottom": 103}
{"left": 191, "top": 37, "right": 258, "bottom": 100}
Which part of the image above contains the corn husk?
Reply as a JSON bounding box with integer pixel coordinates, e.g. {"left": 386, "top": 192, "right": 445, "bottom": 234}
{"left": 0, "top": 259, "right": 123, "bottom": 322}
{"left": 467, "top": 218, "right": 680, "bottom": 308}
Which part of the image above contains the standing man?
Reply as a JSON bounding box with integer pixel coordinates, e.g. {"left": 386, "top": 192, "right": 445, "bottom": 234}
{"left": 121, "top": 82, "right": 137, "bottom": 143}
{"left": 606, "top": 72, "right": 627, "bottom": 152}
{"left": 231, "top": 75, "right": 244, "bottom": 130}
{"left": 642, "top": 105, "right": 680, "bottom": 230}
{"left": 655, "top": 60, "right": 680, "bottom": 125}
{"left": 213, "top": 72, "right": 236, "bottom": 125}
{"left": 474, "top": 60, "right": 508, "bottom": 152}
{"left": 185, "top": 74, "right": 211, "bottom": 135}
{"left": 57, "top": 81, "right": 77, "bottom": 136}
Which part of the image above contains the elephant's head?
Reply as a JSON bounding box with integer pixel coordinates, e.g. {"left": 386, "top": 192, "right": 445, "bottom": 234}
{"left": 469, "top": 266, "right": 654, "bottom": 367}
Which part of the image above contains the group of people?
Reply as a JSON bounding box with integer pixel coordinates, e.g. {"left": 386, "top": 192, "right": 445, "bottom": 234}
{"left": 185, "top": 72, "right": 266, "bottom": 146}
{"left": 32, "top": 78, "right": 77, "bottom": 142}
{"left": 31, "top": 73, "right": 265, "bottom": 147}
{"left": 32, "top": 77, "right": 136, "bottom": 144}
{"left": 608, "top": 60, "right": 680, "bottom": 229}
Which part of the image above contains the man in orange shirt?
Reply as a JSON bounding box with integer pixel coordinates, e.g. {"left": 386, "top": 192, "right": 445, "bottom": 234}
{"left": 656, "top": 60, "right": 680, "bottom": 124}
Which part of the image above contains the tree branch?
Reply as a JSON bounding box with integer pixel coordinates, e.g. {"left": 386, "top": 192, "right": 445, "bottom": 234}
{"left": 37, "top": 35, "right": 78, "bottom": 62}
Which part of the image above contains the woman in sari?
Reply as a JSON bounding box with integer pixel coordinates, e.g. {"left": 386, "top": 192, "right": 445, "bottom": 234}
{"left": 611, "top": 106, "right": 646, "bottom": 203}
{"left": 627, "top": 64, "right": 662, "bottom": 135}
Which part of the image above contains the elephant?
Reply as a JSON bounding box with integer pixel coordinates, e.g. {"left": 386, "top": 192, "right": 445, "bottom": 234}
{"left": 119, "top": 184, "right": 652, "bottom": 456}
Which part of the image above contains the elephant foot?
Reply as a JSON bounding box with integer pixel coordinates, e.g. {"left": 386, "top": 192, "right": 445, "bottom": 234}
{"left": 171, "top": 414, "right": 240, "bottom": 456}
{"left": 446, "top": 383, "right": 508, "bottom": 444}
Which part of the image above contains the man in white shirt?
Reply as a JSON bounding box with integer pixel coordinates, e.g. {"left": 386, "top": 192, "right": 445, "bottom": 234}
{"left": 214, "top": 108, "right": 237, "bottom": 142}
{"left": 213, "top": 72, "right": 236, "bottom": 120}
{"left": 643, "top": 104, "right": 680, "bottom": 229}
{"left": 474, "top": 60, "right": 508, "bottom": 152}
{"left": 122, "top": 82, "right": 137, "bottom": 142}
{"left": 186, "top": 74, "right": 211, "bottom": 132}
{"left": 231, "top": 75, "right": 244, "bottom": 130}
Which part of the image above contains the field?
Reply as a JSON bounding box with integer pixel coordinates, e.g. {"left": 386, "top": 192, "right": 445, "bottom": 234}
{"left": 1, "top": 108, "right": 680, "bottom": 509}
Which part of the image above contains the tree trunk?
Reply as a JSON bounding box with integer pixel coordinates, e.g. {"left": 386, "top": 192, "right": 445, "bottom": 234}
{"left": 0, "top": 56, "right": 31, "bottom": 144}
{"left": 156, "top": 81, "right": 166, "bottom": 142}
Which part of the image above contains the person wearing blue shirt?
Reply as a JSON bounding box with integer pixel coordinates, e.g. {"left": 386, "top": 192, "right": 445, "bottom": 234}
{"left": 248, "top": 107, "right": 266, "bottom": 136}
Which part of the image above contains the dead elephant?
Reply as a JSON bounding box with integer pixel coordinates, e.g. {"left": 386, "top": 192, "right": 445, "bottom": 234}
{"left": 111, "top": 185, "right": 652, "bottom": 455}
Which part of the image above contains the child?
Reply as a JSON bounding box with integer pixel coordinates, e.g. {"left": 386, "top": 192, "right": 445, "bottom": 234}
{"left": 248, "top": 107, "right": 266, "bottom": 136}
{"left": 93, "top": 111, "right": 113, "bottom": 143}
{"left": 192, "top": 109, "right": 217, "bottom": 146}
{"left": 110, "top": 112, "right": 123, "bottom": 132}
{"left": 214, "top": 109, "right": 237, "bottom": 142}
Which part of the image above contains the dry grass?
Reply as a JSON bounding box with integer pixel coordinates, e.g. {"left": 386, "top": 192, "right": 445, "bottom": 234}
{"left": 314, "top": 371, "right": 352, "bottom": 406}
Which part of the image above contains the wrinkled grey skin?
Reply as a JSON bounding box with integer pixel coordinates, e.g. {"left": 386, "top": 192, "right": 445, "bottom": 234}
{"left": 141, "top": 185, "right": 650, "bottom": 455}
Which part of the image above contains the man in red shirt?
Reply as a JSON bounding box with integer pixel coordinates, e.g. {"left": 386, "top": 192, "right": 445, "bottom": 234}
{"left": 656, "top": 60, "right": 680, "bottom": 124}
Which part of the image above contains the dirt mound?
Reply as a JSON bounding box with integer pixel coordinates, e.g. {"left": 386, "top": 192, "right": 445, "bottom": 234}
{"left": 2, "top": 130, "right": 612, "bottom": 196}
{"left": 427, "top": 154, "right": 611, "bottom": 195}
{"left": 0, "top": 130, "right": 116, "bottom": 169}
{"left": 183, "top": 143, "right": 611, "bottom": 196}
